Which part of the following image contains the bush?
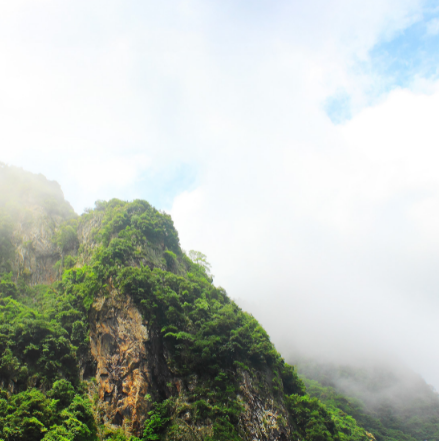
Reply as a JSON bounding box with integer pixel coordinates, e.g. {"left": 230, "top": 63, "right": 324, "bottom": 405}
{"left": 0, "top": 276, "right": 18, "bottom": 299}
{"left": 143, "top": 400, "right": 171, "bottom": 441}
{"left": 163, "top": 250, "right": 176, "bottom": 271}
{"left": 56, "top": 225, "right": 79, "bottom": 254}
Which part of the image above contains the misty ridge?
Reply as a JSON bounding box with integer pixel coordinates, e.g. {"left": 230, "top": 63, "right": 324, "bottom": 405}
{"left": 237, "top": 292, "right": 439, "bottom": 399}
{"left": 0, "top": 162, "right": 75, "bottom": 219}
{"left": 296, "top": 357, "right": 436, "bottom": 407}
{"left": 294, "top": 358, "right": 439, "bottom": 441}
{"left": 235, "top": 279, "right": 439, "bottom": 439}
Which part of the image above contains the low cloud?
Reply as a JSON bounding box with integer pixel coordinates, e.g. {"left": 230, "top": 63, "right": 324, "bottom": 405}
{"left": 172, "top": 81, "right": 439, "bottom": 389}
{"left": 1, "top": 0, "right": 438, "bottom": 387}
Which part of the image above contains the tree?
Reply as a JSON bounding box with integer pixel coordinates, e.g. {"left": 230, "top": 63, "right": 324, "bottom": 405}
{"left": 187, "top": 250, "right": 213, "bottom": 278}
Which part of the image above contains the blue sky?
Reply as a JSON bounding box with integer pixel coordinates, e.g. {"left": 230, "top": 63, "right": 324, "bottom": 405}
{"left": 3, "top": 0, "right": 439, "bottom": 387}
{"left": 325, "top": 1, "right": 439, "bottom": 123}
{"left": 370, "top": 2, "right": 439, "bottom": 88}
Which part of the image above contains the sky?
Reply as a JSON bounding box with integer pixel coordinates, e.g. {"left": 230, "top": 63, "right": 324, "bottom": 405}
{"left": 1, "top": 0, "right": 439, "bottom": 387}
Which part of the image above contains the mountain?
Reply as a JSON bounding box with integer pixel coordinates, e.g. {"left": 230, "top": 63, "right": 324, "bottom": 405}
{"left": 0, "top": 164, "right": 435, "bottom": 441}
{"left": 294, "top": 359, "right": 439, "bottom": 441}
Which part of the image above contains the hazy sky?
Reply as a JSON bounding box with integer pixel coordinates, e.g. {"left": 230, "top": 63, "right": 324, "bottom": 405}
{"left": 2, "top": 1, "right": 439, "bottom": 387}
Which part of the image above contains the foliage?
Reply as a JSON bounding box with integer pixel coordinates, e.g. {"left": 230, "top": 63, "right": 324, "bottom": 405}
{"left": 0, "top": 273, "right": 18, "bottom": 299}
{"left": 55, "top": 223, "right": 79, "bottom": 254}
{"left": 0, "top": 268, "right": 95, "bottom": 441}
{"left": 142, "top": 400, "right": 171, "bottom": 441}
{"left": 298, "top": 361, "right": 439, "bottom": 441}
{"left": 96, "top": 199, "right": 180, "bottom": 256}
{"left": 187, "top": 250, "right": 213, "bottom": 279}
{"left": 0, "top": 381, "right": 97, "bottom": 441}
{"left": 286, "top": 393, "right": 340, "bottom": 441}
{"left": 0, "top": 278, "right": 88, "bottom": 390}
{"left": 99, "top": 425, "right": 140, "bottom": 441}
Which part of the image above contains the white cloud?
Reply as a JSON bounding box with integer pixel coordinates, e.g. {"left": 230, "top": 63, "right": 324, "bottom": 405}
{"left": 2, "top": 0, "right": 439, "bottom": 387}
{"left": 172, "top": 79, "right": 439, "bottom": 387}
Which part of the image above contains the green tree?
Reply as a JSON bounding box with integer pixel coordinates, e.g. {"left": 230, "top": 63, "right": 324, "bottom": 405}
{"left": 187, "top": 250, "right": 213, "bottom": 279}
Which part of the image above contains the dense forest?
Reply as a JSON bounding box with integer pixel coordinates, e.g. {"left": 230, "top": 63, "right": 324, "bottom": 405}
{"left": 0, "top": 163, "right": 438, "bottom": 441}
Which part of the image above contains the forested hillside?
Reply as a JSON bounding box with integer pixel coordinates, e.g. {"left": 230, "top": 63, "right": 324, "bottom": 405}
{"left": 295, "top": 359, "right": 439, "bottom": 441}
{"left": 0, "top": 164, "right": 437, "bottom": 441}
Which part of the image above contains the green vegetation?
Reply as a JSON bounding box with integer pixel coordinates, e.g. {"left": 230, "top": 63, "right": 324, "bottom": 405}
{"left": 187, "top": 251, "right": 213, "bottom": 280}
{"left": 142, "top": 399, "right": 171, "bottom": 441}
{"left": 55, "top": 222, "right": 79, "bottom": 254}
{"left": 0, "top": 382, "right": 96, "bottom": 441}
{"left": 0, "top": 270, "right": 95, "bottom": 441}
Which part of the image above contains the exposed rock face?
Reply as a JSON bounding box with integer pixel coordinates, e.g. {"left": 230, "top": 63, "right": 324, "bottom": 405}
{"left": 76, "top": 212, "right": 103, "bottom": 266}
{"left": 160, "top": 370, "right": 295, "bottom": 441}
{"left": 238, "top": 369, "right": 293, "bottom": 440}
{"left": 88, "top": 284, "right": 295, "bottom": 440}
{"left": 12, "top": 207, "right": 63, "bottom": 285}
{"left": 89, "top": 285, "right": 150, "bottom": 435}
{"left": 10, "top": 207, "right": 103, "bottom": 285}
{"left": 88, "top": 283, "right": 295, "bottom": 440}
{"left": 89, "top": 281, "right": 173, "bottom": 437}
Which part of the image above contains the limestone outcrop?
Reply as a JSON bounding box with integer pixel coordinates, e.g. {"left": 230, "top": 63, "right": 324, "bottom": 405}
{"left": 89, "top": 285, "right": 151, "bottom": 434}
{"left": 13, "top": 207, "right": 63, "bottom": 285}
{"left": 87, "top": 284, "right": 295, "bottom": 439}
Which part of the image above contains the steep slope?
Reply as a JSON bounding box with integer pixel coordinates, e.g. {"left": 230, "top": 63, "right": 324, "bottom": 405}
{"left": 0, "top": 165, "right": 375, "bottom": 441}
{"left": 61, "top": 198, "right": 320, "bottom": 440}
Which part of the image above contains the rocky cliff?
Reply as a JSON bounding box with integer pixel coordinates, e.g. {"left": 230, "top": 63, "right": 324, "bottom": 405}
{"left": 89, "top": 284, "right": 151, "bottom": 434}
{"left": 0, "top": 163, "right": 76, "bottom": 285}
{"left": 12, "top": 205, "right": 65, "bottom": 285}
{"left": 87, "top": 284, "right": 295, "bottom": 440}
{"left": 0, "top": 165, "right": 369, "bottom": 441}
{"left": 61, "top": 201, "right": 301, "bottom": 439}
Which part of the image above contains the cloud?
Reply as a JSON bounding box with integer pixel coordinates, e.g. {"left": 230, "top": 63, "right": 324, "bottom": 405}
{"left": 172, "top": 78, "right": 439, "bottom": 388}
{"left": 2, "top": 0, "right": 439, "bottom": 387}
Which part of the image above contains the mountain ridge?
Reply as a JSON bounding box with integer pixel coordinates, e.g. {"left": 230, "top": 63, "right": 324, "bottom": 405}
{"left": 0, "top": 164, "right": 436, "bottom": 441}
